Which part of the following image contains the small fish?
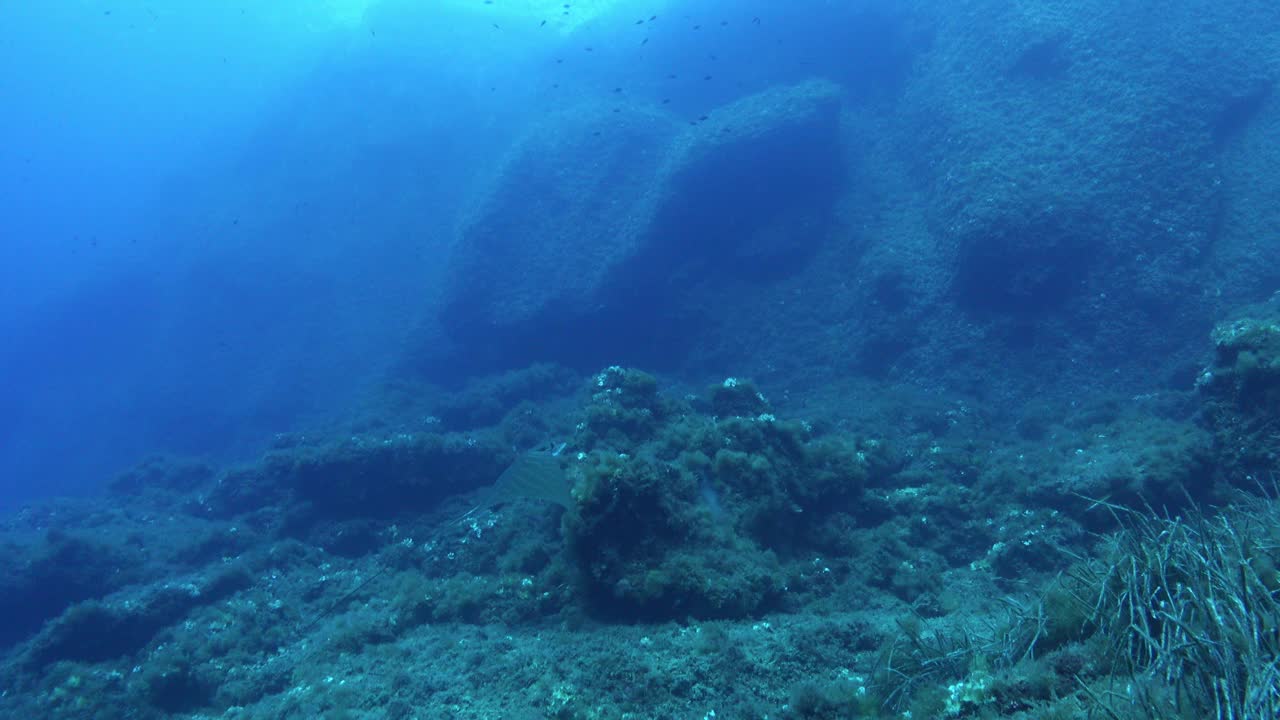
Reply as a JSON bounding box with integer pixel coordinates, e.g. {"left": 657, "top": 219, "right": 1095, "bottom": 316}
{"left": 540, "top": 19, "right": 547, "bottom": 26}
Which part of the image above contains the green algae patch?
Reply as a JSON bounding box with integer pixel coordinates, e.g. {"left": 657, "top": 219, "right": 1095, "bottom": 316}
{"left": 562, "top": 368, "right": 893, "bottom": 620}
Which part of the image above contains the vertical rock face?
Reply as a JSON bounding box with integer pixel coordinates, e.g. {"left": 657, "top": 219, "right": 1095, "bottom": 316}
{"left": 863, "top": 0, "right": 1280, "bottom": 391}
{"left": 431, "top": 0, "right": 1280, "bottom": 401}
{"left": 438, "top": 80, "right": 845, "bottom": 373}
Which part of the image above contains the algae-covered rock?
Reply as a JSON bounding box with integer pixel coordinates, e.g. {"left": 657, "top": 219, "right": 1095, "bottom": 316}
{"left": 1200, "top": 300, "right": 1280, "bottom": 410}
{"left": 441, "top": 103, "right": 680, "bottom": 344}
{"left": 1199, "top": 297, "right": 1280, "bottom": 478}
{"left": 23, "top": 564, "right": 252, "bottom": 670}
{"left": 708, "top": 377, "right": 771, "bottom": 418}
{"left": 1036, "top": 414, "right": 1214, "bottom": 518}
{"left": 108, "top": 455, "right": 215, "bottom": 497}
{"left": 577, "top": 366, "right": 674, "bottom": 452}
{"left": 439, "top": 79, "right": 845, "bottom": 371}
{"left": 563, "top": 368, "right": 892, "bottom": 619}
{"left": 260, "top": 431, "right": 508, "bottom": 517}
{"left": 0, "top": 530, "right": 146, "bottom": 651}
{"left": 565, "top": 451, "right": 783, "bottom": 620}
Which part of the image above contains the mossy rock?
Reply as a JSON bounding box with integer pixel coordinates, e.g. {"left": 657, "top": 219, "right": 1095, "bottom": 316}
{"left": 108, "top": 455, "right": 215, "bottom": 497}
{"left": 565, "top": 453, "right": 781, "bottom": 619}
{"left": 265, "top": 431, "right": 508, "bottom": 517}
{"left": 708, "top": 377, "right": 771, "bottom": 417}
{"left": 1038, "top": 415, "right": 1214, "bottom": 519}
{"left": 1202, "top": 311, "right": 1280, "bottom": 410}
{"left": 1199, "top": 301, "right": 1280, "bottom": 480}
{"left": 577, "top": 367, "right": 676, "bottom": 451}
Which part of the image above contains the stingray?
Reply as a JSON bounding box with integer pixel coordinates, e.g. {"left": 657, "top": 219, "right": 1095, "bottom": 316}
{"left": 465, "top": 443, "right": 574, "bottom": 516}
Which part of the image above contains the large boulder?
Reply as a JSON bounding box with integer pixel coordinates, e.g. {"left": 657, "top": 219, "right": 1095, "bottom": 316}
{"left": 439, "top": 79, "right": 845, "bottom": 373}
{"left": 1198, "top": 296, "right": 1280, "bottom": 480}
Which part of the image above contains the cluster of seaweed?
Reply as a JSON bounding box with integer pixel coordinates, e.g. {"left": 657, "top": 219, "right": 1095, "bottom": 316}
{"left": 1069, "top": 495, "right": 1280, "bottom": 719}
{"left": 845, "top": 493, "right": 1280, "bottom": 720}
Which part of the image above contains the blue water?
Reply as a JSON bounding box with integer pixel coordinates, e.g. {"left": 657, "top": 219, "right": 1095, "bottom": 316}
{"left": 0, "top": 1, "right": 504, "bottom": 504}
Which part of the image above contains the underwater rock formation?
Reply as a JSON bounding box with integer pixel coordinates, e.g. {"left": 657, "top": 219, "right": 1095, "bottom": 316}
{"left": 438, "top": 79, "right": 845, "bottom": 373}
{"left": 1198, "top": 295, "right": 1280, "bottom": 480}
{"left": 564, "top": 367, "right": 894, "bottom": 620}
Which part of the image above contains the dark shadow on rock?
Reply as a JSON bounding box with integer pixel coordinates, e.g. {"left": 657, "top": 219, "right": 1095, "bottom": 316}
{"left": 0, "top": 531, "right": 143, "bottom": 651}
{"left": 1214, "top": 81, "right": 1272, "bottom": 146}
{"left": 953, "top": 208, "right": 1101, "bottom": 316}
{"left": 1007, "top": 34, "right": 1071, "bottom": 82}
